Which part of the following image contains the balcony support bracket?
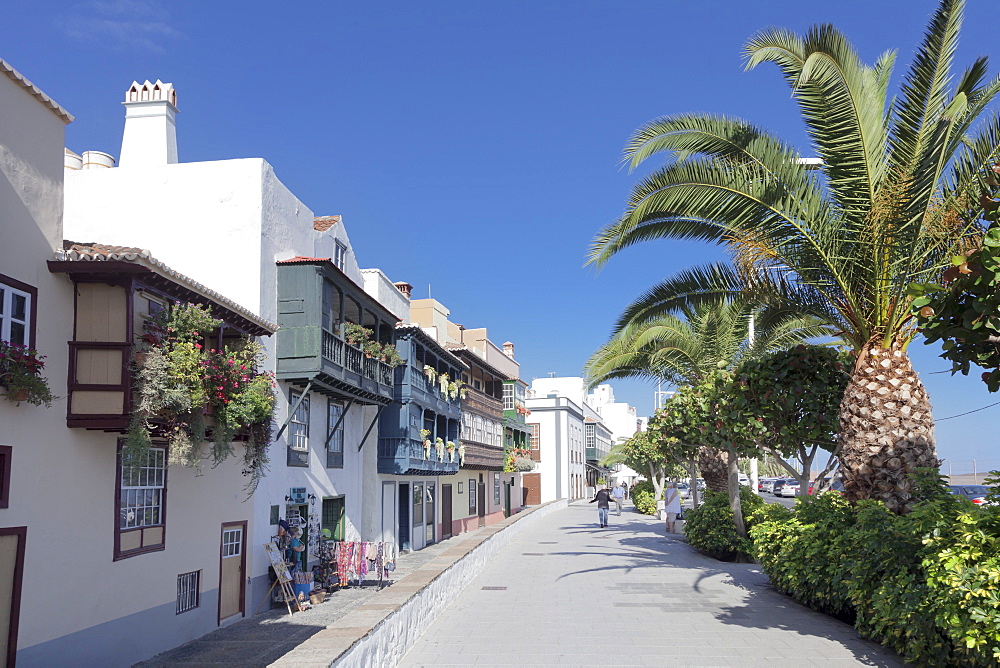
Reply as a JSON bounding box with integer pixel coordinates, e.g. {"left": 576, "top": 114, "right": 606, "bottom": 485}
{"left": 358, "top": 403, "right": 388, "bottom": 451}
{"left": 274, "top": 380, "right": 315, "bottom": 442}
{"left": 325, "top": 398, "right": 355, "bottom": 449}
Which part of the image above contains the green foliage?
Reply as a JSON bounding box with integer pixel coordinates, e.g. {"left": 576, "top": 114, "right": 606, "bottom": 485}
{"left": 912, "top": 223, "right": 1000, "bottom": 392}
{"left": 0, "top": 340, "right": 54, "bottom": 406}
{"left": 683, "top": 487, "right": 766, "bottom": 561}
{"left": 127, "top": 303, "right": 276, "bottom": 494}
{"left": 750, "top": 487, "right": 1000, "bottom": 665}
{"left": 734, "top": 345, "right": 850, "bottom": 459}
{"left": 630, "top": 480, "right": 658, "bottom": 515}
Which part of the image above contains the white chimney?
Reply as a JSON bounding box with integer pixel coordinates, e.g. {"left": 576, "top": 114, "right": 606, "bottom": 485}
{"left": 503, "top": 341, "right": 515, "bottom": 358}
{"left": 119, "top": 80, "right": 178, "bottom": 168}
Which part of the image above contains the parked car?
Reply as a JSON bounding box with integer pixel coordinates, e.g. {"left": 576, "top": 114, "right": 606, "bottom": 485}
{"left": 760, "top": 478, "right": 779, "bottom": 493}
{"left": 738, "top": 474, "right": 751, "bottom": 487}
{"left": 779, "top": 481, "right": 801, "bottom": 497}
{"left": 771, "top": 478, "right": 792, "bottom": 496}
{"left": 676, "top": 482, "right": 691, "bottom": 500}
{"left": 808, "top": 478, "right": 845, "bottom": 495}
{"left": 948, "top": 485, "right": 995, "bottom": 506}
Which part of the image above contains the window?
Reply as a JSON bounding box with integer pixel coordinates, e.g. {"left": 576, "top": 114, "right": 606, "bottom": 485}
{"left": 326, "top": 400, "right": 344, "bottom": 468}
{"left": 289, "top": 392, "right": 310, "bottom": 451}
{"left": 528, "top": 423, "right": 539, "bottom": 450}
{"left": 503, "top": 384, "right": 514, "bottom": 410}
{"left": 176, "top": 571, "right": 200, "bottom": 614}
{"left": 222, "top": 528, "right": 242, "bottom": 557}
{"left": 585, "top": 423, "right": 595, "bottom": 452}
{"left": 462, "top": 413, "right": 472, "bottom": 439}
{"left": 333, "top": 240, "right": 348, "bottom": 270}
{"left": 117, "top": 444, "right": 167, "bottom": 559}
{"left": 412, "top": 484, "right": 423, "bottom": 527}
{"left": 469, "top": 479, "right": 477, "bottom": 513}
{"left": 0, "top": 446, "right": 10, "bottom": 508}
{"left": 0, "top": 276, "right": 34, "bottom": 347}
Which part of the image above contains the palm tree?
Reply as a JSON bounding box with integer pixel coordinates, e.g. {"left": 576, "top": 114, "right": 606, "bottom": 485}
{"left": 585, "top": 296, "right": 835, "bottom": 494}
{"left": 589, "top": 0, "right": 1000, "bottom": 513}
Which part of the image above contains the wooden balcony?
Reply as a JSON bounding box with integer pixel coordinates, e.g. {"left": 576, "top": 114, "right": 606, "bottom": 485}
{"left": 460, "top": 441, "right": 504, "bottom": 470}
{"left": 277, "top": 327, "right": 393, "bottom": 405}
{"left": 377, "top": 437, "right": 460, "bottom": 475}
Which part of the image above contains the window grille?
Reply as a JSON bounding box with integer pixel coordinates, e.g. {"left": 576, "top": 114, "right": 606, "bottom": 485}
{"left": 176, "top": 571, "right": 200, "bottom": 614}
{"left": 120, "top": 448, "right": 166, "bottom": 529}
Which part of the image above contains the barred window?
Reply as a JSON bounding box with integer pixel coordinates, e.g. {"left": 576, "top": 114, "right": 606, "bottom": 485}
{"left": 120, "top": 447, "right": 166, "bottom": 529}
{"left": 176, "top": 571, "right": 200, "bottom": 614}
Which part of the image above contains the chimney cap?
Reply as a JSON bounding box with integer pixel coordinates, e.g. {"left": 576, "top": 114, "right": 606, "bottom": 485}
{"left": 393, "top": 281, "right": 413, "bottom": 298}
{"left": 125, "top": 80, "right": 177, "bottom": 108}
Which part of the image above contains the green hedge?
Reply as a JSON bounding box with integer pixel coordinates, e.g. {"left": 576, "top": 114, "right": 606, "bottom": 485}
{"left": 630, "top": 480, "right": 658, "bottom": 515}
{"left": 750, "top": 491, "right": 1000, "bottom": 666}
{"left": 683, "top": 487, "right": 769, "bottom": 561}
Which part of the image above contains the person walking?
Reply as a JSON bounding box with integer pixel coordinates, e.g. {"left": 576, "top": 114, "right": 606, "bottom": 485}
{"left": 664, "top": 482, "right": 682, "bottom": 533}
{"left": 622, "top": 481, "right": 629, "bottom": 500}
{"left": 611, "top": 482, "right": 625, "bottom": 515}
{"left": 589, "top": 485, "right": 613, "bottom": 527}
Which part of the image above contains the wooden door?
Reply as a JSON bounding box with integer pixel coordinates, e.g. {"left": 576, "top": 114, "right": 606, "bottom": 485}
{"left": 441, "top": 484, "right": 453, "bottom": 539}
{"left": 218, "top": 522, "right": 246, "bottom": 623}
{"left": 522, "top": 473, "right": 541, "bottom": 505}
{"left": 0, "top": 528, "right": 25, "bottom": 668}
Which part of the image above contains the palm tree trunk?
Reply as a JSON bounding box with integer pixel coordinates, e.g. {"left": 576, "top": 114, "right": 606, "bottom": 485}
{"left": 699, "top": 446, "right": 728, "bottom": 493}
{"left": 838, "top": 345, "right": 939, "bottom": 514}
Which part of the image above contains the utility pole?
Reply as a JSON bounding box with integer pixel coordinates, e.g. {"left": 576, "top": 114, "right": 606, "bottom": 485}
{"left": 748, "top": 314, "right": 759, "bottom": 493}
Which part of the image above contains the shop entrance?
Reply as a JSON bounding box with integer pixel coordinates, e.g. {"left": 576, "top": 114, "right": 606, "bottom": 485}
{"left": 218, "top": 521, "right": 246, "bottom": 623}
{"left": 286, "top": 503, "right": 309, "bottom": 569}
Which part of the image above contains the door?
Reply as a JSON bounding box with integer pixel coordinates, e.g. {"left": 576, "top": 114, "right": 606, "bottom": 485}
{"left": 412, "top": 483, "right": 425, "bottom": 550}
{"left": 218, "top": 522, "right": 246, "bottom": 623}
{"left": 522, "top": 473, "right": 541, "bottom": 505}
{"left": 477, "top": 474, "right": 486, "bottom": 527}
{"left": 424, "top": 483, "right": 436, "bottom": 545}
{"left": 381, "top": 482, "right": 396, "bottom": 545}
{"left": 322, "top": 497, "right": 345, "bottom": 541}
{"left": 0, "top": 528, "right": 25, "bottom": 668}
{"left": 441, "top": 484, "right": 453, "bottom": 539}
{"left": 398, "top": 483, "right": 410, "bottom": 551}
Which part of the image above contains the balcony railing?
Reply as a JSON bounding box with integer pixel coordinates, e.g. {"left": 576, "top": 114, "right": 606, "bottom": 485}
{"left": 321, "top": 330, "right": 393, "bottom": 387}
{"left": 461, "top": 441, "right": 505, "bottom": 470}
{"left": 464, "top": 387, "right": 503, "bottom": 416}
{"left": 377, "top": 437, "right": 460, "bottom": 475}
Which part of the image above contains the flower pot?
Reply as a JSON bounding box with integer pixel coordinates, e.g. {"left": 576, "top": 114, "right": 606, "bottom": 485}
{"left": 134, "top": 352, "right": 147, "bottom": 366}
{"left": 10, "top": 389, "right": 28, "bottom": 403}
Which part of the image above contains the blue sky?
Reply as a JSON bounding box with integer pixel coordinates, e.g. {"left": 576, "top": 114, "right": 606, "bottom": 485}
{"left": 4, "top": 0, "right": 1000, "bottom": 471}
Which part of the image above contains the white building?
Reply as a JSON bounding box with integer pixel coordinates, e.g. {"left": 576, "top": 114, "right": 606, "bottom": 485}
{"left": 60, "top": 79, "right": 399, "bottom": 655}
{"left": 1, "top": 63, "right": 286, "bottom": 666}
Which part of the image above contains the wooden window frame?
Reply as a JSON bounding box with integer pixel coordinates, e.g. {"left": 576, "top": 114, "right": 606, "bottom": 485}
{"left": 0, "top": 272, "right": 37, "bottom": 349}
{"left": 0, "top": 526, "right": 25, "bottom": 668}
{"left": 114, "top": 441, "right": 168, "bottom": 561}
{"left": 0, "top": 446, "right": 11, "bottom": 508}
{"left": 326, "top": 399, "right": 344, "bottom": 468}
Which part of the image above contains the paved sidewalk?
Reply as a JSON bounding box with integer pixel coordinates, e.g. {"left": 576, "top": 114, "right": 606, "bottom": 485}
{"left": 399, "top": 502, "right": 904, "bottom": 667}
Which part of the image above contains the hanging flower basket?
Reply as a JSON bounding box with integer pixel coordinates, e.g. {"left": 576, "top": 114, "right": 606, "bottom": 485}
{"left": 435, "top": 437, "right": 445, "bottom": 462}
{"left": 0, "top": 341, "right": 54, "bottom": 407}
{"left": 446, "top": 441, "right": 456, "bottom": 462}
{"left": 458, "top": 443, "right": 466, "bottom": 465}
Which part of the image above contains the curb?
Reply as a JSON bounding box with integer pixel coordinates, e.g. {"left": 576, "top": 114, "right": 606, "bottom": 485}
{"left": 271, "top": 499, "right": 569, "bottom": 667}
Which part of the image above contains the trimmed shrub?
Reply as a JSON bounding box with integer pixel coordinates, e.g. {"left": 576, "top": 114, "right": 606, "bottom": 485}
{"left": 630, "top": 480, "right": 658, "bottom": 515}
{"left": 684, "top": 486, "right": 766, "bottom": 561}
{"left": 749, "top": 490, "right": 1000, "bottom": 666}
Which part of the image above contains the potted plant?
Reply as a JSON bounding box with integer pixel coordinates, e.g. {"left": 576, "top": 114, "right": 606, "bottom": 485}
{"left": 420, "top": 428, "right": 432, "bottom": 457}
{"left": 446, "top": 440, "right": 456, "bottom": 462}
{"left": 448, "top": 381, "right": 458, "bottom": 400}
{"left": 342, "top": 322, "right": 372, "bottom": 348}
{"left": 435, "top": 437, "right": 445, "bottom": 462}
{"left": 458, "top": 442, "right": 466, "bottom": 465}
{"left": 439, "top": 372, "right": 449, "bottom": 398}
{"left": 379, "top": 345, "right": 403, "bottom": 368}
{"left": 0, "top": 341, "right": 54, "bottom": 406}
{"left": 423, "top": 365, "right": 437, "bottom": 382}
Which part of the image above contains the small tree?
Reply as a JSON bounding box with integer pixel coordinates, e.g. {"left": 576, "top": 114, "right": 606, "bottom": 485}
{"left": 734, "top": 345, "right": 851, "bottom": 493}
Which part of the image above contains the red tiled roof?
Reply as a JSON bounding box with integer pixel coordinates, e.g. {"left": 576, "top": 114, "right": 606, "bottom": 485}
{"left": 313, "top": 215, "right": 341, "bottom": 231}
{"left": 276, "top": 256, "right": 331, "bottom": 264}
{"left": 56, "top": 241, "right": 277, "bottom": 333}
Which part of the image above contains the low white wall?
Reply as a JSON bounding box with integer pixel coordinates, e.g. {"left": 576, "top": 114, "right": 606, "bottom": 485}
{"left": 333, "top": 499, "right": 568, "bottom": 667}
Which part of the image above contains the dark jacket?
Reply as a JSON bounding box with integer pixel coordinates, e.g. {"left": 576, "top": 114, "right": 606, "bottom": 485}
{"left": 589, "top": 489, "right": 612, "bottom": 509}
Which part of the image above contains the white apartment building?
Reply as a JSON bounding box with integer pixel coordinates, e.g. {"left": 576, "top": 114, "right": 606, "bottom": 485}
{"left": 59, "top": 79, "right": 398, "bottom": 657}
